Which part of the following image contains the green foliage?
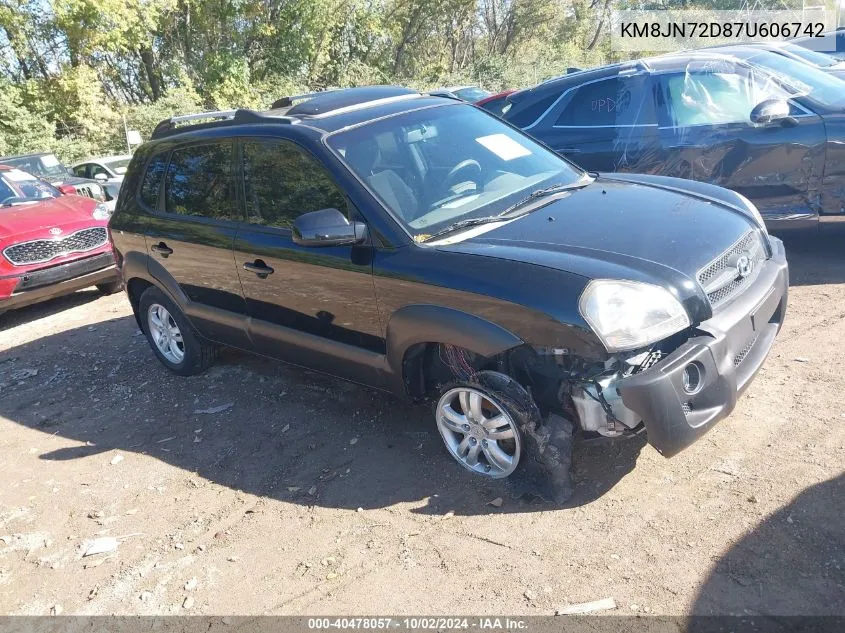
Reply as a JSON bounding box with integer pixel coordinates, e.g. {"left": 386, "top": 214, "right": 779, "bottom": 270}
{"left": 0, "top": 0, "right": 637, "bottom": 161}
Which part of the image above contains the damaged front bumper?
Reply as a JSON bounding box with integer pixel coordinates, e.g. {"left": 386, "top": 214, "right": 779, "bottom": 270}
{"left": 618, "top": 236, "right": 789, "bottom": 458}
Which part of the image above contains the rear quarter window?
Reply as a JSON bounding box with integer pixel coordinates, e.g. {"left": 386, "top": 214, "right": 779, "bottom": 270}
{"left": 506, "top": 92, "right": 560, "bottom": 127}
{"left": 555, "top": 75, "right": 655, "bottom": 127}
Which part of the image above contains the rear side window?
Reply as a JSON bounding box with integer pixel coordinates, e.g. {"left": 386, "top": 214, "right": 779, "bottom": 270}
{"left": 139, "top": 153, "right": 169, "bottom": 209}
{"left": 242, "top": 139, "right": 347, "bottom": 229}
{"left": 164, "top": 142, "right": 240, "bottom": 221}
{"left": 506, "top": 92, "right": 560, "bottom": 127}
{"left": 555, "top": 75, "right": 655, "bottom": 127}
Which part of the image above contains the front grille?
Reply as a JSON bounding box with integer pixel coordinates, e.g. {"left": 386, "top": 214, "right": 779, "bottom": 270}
{"left": 698, "top": 231, "right": 766, "bottom": 310}
{"left": 75, "top": 185, "right": 97, "bottom": 199}
{"left": 733, "top": 334, "right": 759, "bottom": 368}
{"left": 3, "top": 227, "right": 108, "bottom": 266}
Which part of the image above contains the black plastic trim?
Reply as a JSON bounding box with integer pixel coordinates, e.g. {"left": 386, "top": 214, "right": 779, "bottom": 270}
{"left": 619, "top": 237, "right": 789, "bottom": 457}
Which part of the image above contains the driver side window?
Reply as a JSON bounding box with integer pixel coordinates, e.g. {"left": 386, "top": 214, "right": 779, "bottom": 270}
{"left": 663, "top": 70, "right": 794, "bottom": 127}
{"left": 242, "top": 139, "right": 348, "bottom": 230}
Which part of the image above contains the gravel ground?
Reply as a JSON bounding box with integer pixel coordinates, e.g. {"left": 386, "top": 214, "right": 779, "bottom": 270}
{"left": 0, "top": 235, "right": 843, "bottom": 617}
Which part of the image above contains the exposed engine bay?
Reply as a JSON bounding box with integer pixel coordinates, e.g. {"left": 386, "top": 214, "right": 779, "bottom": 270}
{"left": 505, "top": 340, "right": 687, "bottom": 440}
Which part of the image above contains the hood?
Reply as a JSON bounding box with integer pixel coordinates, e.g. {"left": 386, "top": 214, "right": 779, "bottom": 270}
{"left": 54, "top": 174, "right": 99, "bottom": 186}
{"left": 0, "top": 195, "right": 100, "bottom": 240}
{"left": 438, "top": 176, "right": 759, "bottom": 322}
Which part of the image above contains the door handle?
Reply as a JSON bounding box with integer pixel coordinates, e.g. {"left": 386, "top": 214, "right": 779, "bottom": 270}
{"left": 151, "top": 242, "right": 173, "bottom": 257}
{"left": 243, "top": 260, "right": 274, "bottom": 278}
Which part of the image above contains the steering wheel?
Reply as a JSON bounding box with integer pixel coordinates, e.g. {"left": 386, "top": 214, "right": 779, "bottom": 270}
{"left": 444, "top": 159, "right": 482, "bottom": 191}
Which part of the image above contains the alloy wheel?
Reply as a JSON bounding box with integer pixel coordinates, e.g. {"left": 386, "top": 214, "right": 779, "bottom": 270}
{"left": 435, "top": 387, "right": 521, "bottom": 478}
{"left": 147, "top": 303, "right": 185, "bottom": 364}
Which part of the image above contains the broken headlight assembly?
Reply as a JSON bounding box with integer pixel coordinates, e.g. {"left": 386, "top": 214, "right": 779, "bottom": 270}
{"left": 578, "top": 279, "right": 690, "bottom": 353}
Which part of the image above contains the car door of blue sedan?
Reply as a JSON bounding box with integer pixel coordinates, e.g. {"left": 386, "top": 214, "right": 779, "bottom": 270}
{"left": 653, "top": 64, "right": 826, "bottom": 231}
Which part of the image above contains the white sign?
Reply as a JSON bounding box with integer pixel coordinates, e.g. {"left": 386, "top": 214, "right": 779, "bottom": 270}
{"left": 126, "top": 130, "right": 142, "bottom": 146}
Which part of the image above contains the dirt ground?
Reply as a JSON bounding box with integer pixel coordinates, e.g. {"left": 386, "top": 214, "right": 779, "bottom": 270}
{"left": 0, "top": 235, "right": 843, "bottom": 617}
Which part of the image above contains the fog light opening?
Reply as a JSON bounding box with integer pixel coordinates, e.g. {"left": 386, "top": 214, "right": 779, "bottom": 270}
{"left": 683, "top": 362, "right": 703, "bottom": 394}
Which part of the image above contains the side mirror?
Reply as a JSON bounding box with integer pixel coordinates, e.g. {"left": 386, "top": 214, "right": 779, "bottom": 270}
{"left": 57, "top": 184, "right": 77, "bottom": 195}
{"left": 292, "top": 208, "right": 367, "bottom": 247}
{"left": 750, "top": 99, "right": 794, "bottom": 126}
{"left": 94, "top": 173, "right": 109, "bottom": 182}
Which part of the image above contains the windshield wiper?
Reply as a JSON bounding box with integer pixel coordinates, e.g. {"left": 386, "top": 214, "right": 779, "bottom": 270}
{"left": 1, "top": 197, "right": 44, "bottom": 207}
{"left": 422, "top": 216, "right": 507, "bottom": 242}
{"left": 422, "top": 177, "right": 594, "bottom": 243}
{"left": 497, "top": 178, "right": 593, "bottom": 219}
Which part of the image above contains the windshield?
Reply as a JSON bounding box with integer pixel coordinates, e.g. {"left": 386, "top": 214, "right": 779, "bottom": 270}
{"left": 328, "top": 104, "right": 584, "bottom": 241}
{"left": 103, "top": 157, "right": 132, "bottom": 174}
{"left": 0, "top": 168, "right": 60, "bottom": 203}
{"left": 3, "top": 154, "right": 69, "bottom": 180}
{"left": 740, "top": 49, "right": 845, "bottom": 109}
{"left": 778, "top": 43, "right": 843, "bottom": 68}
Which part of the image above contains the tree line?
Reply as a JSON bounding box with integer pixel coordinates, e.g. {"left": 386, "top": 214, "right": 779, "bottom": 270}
{"left": 0, "top": 0, "right": 799, "bottom": 161}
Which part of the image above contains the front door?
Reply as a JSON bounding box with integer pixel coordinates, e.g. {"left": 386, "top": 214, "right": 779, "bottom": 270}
{"left": 654, "top": 64, "right": 826, "bottom": 226}
{"left": 232, "top": 137, "right": 384, "bottom": 386}
{"left": 144, "top": 141, "right": 249, "bottom": 346}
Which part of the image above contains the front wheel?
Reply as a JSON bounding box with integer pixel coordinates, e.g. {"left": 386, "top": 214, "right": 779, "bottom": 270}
{"left": 436, "top": 383, "right": 522, "bottom": 478}
{"left": 138, "top": 286, "right": 217, "bottom": 376}
{"left": 434, "top": 370, "right": 574, "bottom": 503}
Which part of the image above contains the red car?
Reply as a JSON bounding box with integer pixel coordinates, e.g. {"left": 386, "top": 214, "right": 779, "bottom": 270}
{"left": 475, "top": 89, "right": 516, "bottom": 117}
{"left": 0, "top": 165, "right": 120, "bottom": 314}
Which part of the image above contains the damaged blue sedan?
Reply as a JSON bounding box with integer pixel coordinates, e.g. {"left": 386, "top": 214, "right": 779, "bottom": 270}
{"left": 502, "top": 47, "right": 845, "bottom": 232}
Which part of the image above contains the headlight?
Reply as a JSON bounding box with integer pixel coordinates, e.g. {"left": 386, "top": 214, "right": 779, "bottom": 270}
{"left": 92, "top": 203, "right": 111, "bottom": 220}
{"left": 579, "top": 280, "right": 691, "bottom": 352}
{"left": 734, "top": 192, "right": 768, "bottom": 234}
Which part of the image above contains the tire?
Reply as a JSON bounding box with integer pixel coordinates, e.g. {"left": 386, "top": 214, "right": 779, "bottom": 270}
{"left": 96, "top": 280, "right": 123, "bottom": 295}
{"left": 434, "top": 370, "right": 574, "bottom": 504}
{"left": 138, "top": 286, "right": 217, "bottom": 376}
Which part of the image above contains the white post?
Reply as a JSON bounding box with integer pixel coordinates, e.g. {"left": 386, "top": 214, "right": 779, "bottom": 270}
{"left": 123, "top": 115, "right": 131, "bottom": 152}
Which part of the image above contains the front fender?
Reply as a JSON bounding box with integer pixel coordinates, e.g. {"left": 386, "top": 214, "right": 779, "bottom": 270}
{"left": 385, "top": 304, "right": 523, "bottom": 379}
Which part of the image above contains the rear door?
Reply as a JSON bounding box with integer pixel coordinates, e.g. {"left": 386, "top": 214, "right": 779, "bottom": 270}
{"left": 654, "top": 63, "right": 826, "bottom": 224}
{"left": 530, "top": 72, "right": 662, "bottom": 173}
{"left": 232, "top": 137, "right": 383, "bottom": 386}
{"left": 143, "top": 141, "right": 250, "bottom": 346}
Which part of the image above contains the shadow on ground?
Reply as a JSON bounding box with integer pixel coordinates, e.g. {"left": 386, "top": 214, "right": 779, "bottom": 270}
{"left": 0, "top": 288, "right": 105, "bottom": 331}
{"left": 690, "top": 473, "right": 845, "bottom": 622}
{"left": 0, "top": 314, "right": 645, "bottom": 516}
{"left": 781, "top": 233, "right": 845, "bottom": 287}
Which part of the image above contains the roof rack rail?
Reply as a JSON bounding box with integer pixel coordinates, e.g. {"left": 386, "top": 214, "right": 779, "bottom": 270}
{"left": 150, "top": 108, "right": 293, "bottom": 140}
{"left": 270, "top": 89, "right": 342, "bottom": 110}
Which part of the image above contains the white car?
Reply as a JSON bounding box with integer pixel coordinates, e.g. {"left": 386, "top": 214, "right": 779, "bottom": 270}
{"left": 72, "top": 155, "right": 132, "bottom": 185}
{"left": 72, "top": 155, "right": 133, "bottom": 211}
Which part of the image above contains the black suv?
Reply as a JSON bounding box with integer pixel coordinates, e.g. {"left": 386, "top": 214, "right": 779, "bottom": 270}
{"left": 110, "top": 86, "right": 788, "bottom": 501}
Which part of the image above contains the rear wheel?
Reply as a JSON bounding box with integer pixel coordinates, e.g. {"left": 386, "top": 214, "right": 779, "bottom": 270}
{"left": 138, "top": 286, "right": 217, "bottom": 376}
